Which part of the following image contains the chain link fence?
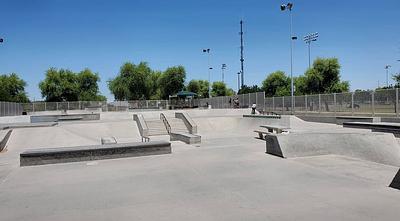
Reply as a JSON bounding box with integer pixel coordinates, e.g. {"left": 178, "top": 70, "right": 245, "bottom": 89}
{"left": 1, "top": 89, "right": 399, "bottom": 117}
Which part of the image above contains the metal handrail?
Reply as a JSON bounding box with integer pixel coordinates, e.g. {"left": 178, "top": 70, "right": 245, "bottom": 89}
{"left": 160, "top": 113, "right": 171, "bottom": 134}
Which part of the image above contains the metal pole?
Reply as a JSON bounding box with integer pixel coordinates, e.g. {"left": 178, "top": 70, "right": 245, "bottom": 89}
{"left": 290, "top": 9, "right": 294, "bottom": 115}
{"left": 334, "top": 93, "right": 337, "bottom": 116}
{"left": 208, "top": 51, "right": 211, "bottom": 98}
{"left": 396, "top": 88, "right": 399, "bottom": 117}
{"left": 282, "top": 97, "right": 285, "bottom": 115}
{"left": 305, "top": 95, "right": 308, "bottom": 114}
{"left": 372, "top": 92, "right": 375, "bottom": 116}
{"left": 351, "top": 92, "right": 354, "bottom": 116}
{"left": 308, "top": 42, "right": 311, "bottom": 69}
{"left": 272, "top": 97, "right": 275, "bottom": 112}
{"left": 318, "top": 94, "right": 321, "bottom": 114}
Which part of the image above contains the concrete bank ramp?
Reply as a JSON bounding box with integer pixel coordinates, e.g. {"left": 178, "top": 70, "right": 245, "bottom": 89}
{"left": 266, "top": 132, "right": 400, "bottom": 167}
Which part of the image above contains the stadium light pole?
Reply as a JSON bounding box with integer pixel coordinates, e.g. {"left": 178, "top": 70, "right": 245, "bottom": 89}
{"left": 385, "top": 65, "right": 392, "bottom": 88}
{"left": 237, "top": 71, "right": 241, "bottom": 92}
{"left": 303, "top": 32, "right": 319, "bottom": 69}
{"left": 203, "top": 49, "right": 212, "bottom": 98}
{"left": 221, "top": 64, "right": 227, "bottom": 83}
{"left": 281, "top": 2, "right": 296, "bottom": 114}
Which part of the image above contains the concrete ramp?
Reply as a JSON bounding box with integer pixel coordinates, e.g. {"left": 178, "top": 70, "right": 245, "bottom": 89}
{"left": 265, "top": 132, "right": 400, "bottom": 167}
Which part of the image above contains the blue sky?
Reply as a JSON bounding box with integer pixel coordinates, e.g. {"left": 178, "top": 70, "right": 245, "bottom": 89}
{"left": 0, "top": 0, "right": 399, "bottom": 100}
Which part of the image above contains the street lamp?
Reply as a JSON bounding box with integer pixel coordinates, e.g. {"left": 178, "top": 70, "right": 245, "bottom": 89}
{"left": 303, "top": 32, "right": 319, "bottom": 68}
{"left": 221, "top": 64, "right": 227, "bottom": 83}
{"left": 281, "top": 2, "right": 296, "bottom": 114}
{"left": 385, "top": 65, "right": 392, "bottom": 88}
{"left": 203, "top": 49, "right": 212, "bottom": 98}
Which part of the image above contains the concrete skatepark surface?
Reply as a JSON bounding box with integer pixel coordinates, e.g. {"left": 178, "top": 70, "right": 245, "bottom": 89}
{"left": 1, "top": 109, "right": 400, "bottom": 220}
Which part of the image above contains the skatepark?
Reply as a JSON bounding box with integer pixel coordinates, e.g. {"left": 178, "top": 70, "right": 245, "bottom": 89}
{"left": 1, "top": 108, "right": 400, "bottom": 221}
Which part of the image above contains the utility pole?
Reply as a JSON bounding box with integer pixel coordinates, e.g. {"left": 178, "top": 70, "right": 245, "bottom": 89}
{"left": 237, "top": 72, "right": 241, "bottom": 92}
{"left": 221, "top": 64, "right": 227, "bottom": 83}
{"left": 240, "top": 20, "right": 244, "bottom": 88}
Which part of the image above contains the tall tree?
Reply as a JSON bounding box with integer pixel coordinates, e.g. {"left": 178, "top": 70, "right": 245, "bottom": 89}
{"left": 187, "top": 79, "right": 209, "bottom": 98}
{"left": 238, "top": 85, "right": 262, "bottom": 94}
{"left": 296, "top": 58, "right": 349, "bottom": 95}
{"left": 211, "top": 81, "right": 228, "bottom": 97}
{"left": 39, "top": 68, "right": 105, "bottom": 102}
{"left": 158, "top": 66, "right": 186, "bottom": 99}
{"left": 108, "top": 62, "right": 153, "bottom": 100}
{"left": 77, "top": 69, "right": 106, "bottom": 101}
{"left": 261, "top": 71, "right": 291, "bottom": 96}
{"left": 39, "top": 68, "right": 79, "bottom": 102}
{"left": 0, "top": 73, "right": 29, "bottom": 103}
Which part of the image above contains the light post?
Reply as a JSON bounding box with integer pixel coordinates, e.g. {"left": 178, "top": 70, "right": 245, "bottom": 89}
{"left": 0, "top": 38, "right": 3, "bottom": 43}
{"left": 303, "top": 32, "right": 319, "bottom": 68}
{"left": 221, "top": 64, "right": 227, "bottom": 83}
{"left": 281, "top": 2, "right": 296, "bottom": 114}
{"left": 203, "top": 49, "right": 212, "bottom": 98}
{"left": 385, "top": 65, "right": 392, "bottom": 88}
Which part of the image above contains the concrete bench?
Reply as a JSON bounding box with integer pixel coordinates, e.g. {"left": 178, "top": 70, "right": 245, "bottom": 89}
{"left": 20, "top": 141, "right": 171, "bottom": 166}
{"left": 343, "top": 122, "right": 400, "bottom": 137}
{"left": 254, "top": 130, "right": 269, "bottom": 139}
{"left": 170, "top": 132, "right": 201, "bottom": 144}
{"left": 259, "top": 125, "right": 289, "bottom": 134}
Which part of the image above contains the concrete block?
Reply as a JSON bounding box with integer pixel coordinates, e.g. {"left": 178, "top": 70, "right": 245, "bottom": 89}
{"left": 20, "top": 141, "right": 171, "bottom": 166}
{"left": 101, "top": 137, "right": 117, "bottom": 145}
{"left": 170, "top": 133, "right": 201, "bottom": 144}
{"left": 389, "top": 169, "right": 400, "bottom": 190}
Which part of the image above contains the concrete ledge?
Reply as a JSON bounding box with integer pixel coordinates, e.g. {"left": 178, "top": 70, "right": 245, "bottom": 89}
{"left": 336, "top": 116, "right": 380, "bottom": 125}
{"left": 0, "top": 129, "right": 12, "bottom": 152}
{"left": 265, "top": 132, "right": 400, "bottom": 167}
{"left": 170, "top": 133, "right": 201, "bottom": 144}
{"left": 389, "top": 169, "right": 400, "bottom": 190}
{"left": 0, "top": 122, "right": 57, "bottom": 130}
{"left": 243, "top": 114, "right": 281, "bottom": 119}
{"left": 20, "top": 141, "right": 171, "bottom": 166}
{"left": 30, "top": 113, "right": 100, "bottom": 123}
{"left": 343, "top": 122, "right": 400, "bottom": 137}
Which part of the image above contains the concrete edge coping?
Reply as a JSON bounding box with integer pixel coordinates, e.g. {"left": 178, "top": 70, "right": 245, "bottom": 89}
{"left": 0, "top": 122, "right": 58, "bottom": 130}
{"left": 0, "top": 129, "right": 12, "bottom": 152}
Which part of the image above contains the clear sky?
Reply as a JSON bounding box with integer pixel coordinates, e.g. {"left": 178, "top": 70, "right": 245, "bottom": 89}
{"left": 0, "top": 0, "right": 399, "bottom": 101}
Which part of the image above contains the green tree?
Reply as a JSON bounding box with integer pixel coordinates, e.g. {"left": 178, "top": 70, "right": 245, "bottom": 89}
{"left": 39, "top": 68, "right": 79, "bottom": 102}
{"left": 296, "top": 58, "right": 349, "bottom": 95}
{"left": 77, "top": 69, "right": 106, "bottom": 101}
{"left": 261, "top": 71, "right": 290, "bottom": 96}
{"left": 211, "top": 81, "right": 228, "bottom": 97}
{"left": 148, "top": 71, "right": 162, "bottom": 100}
{"left": 238, "top": 85, "right": 262, "bottom": 94}
{"left": 187, "top": 79, "right": 210, "bottom": 98}
{"left": 108, "top": 62, "right": 152, "bottom": 100}
{"left": 0, "top": 73, "right": 29, "bottom": 103}
{"left": 158, "top": 66, "right": 186, "bottom": 99}
{"left": 39, "top": 68, "right": 105, "bottom": 102}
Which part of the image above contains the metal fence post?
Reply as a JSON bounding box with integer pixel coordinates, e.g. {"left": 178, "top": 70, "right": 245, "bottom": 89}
{"left": 67, "top": 102, "right": 70, "bottom": 110}
{"left": 56, "top": 102, "right": 59, "bottom": 111}
{"left": 396, "top": 88, "right": 399, "bottom": 118}
{"left": 351, "top": 92, "right": 354, "bottom": 116}
{"left": 282, "top": 97, "right": 285, "bottom": 115}
{"left": 334, "top": 93, "right": 337, "bottom": 116}
{"left": 263, "top": 91, "right": 266, "bottom": 111}
{"left": 305, "top": 95, "right": 308, "bottom": 114}
{"left": 318, "top": 94, "right": 321, "bottom": 114}
{"left": 272, "top": 97, "right": 275, "bottom": 112}
{"left": 32, "top": 102, "right": 35, "bottom": 113}
{"left": 371, "top": 92, "right": 375, "bottom": 116}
